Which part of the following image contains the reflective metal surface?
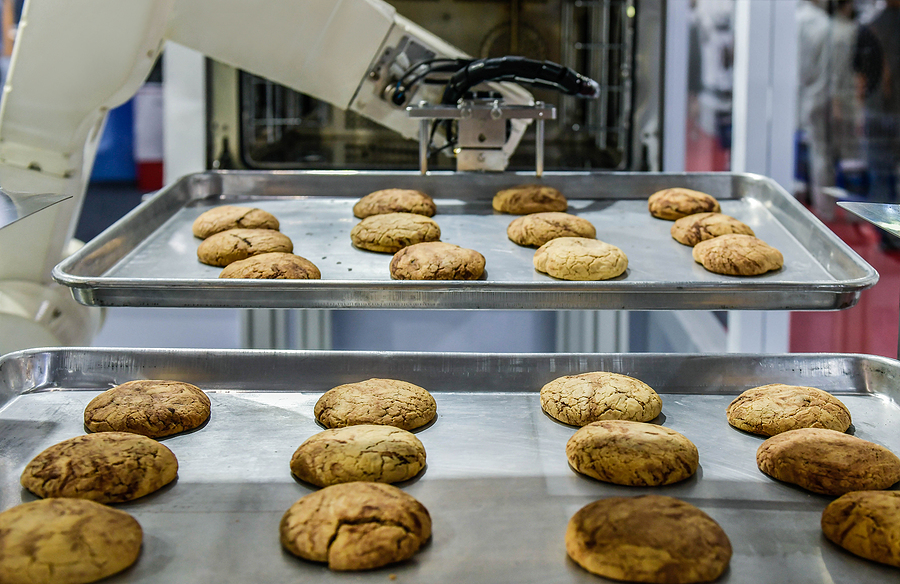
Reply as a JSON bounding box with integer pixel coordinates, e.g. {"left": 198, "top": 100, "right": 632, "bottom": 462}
{"left": 838, "top": 202, "right": 900, "bottom": 238}
{"left": 0, "top": 191, "right": 70, "bottom": 231}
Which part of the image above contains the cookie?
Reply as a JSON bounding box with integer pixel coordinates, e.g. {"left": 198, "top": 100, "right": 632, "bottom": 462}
{"left": 821, "top": 491, "right": 900, "bottom": 568}
{"left": 350, "top": 213, "right": 441, "bottom": 253}
{"left": 540, "top": 371, "right": 662, "bottom": 426}
{"left": 280, "top": 482, "right": 431, "bottom": 571}
{"left": 389, "top": 242, "right": 485, "bottom": 280}
{"left": 566, "top": 420, "right": 698, "bottom": 486}
{"left": 756, "top": 428, "right": 900, "bottom": 496}
{"left": 219, "top": 252, "right": 321, "bottom": 279}
{"left": 493, "top": 184, "right": 567, "bottom": 214}
{"left": 353, "top": 189, "right": 436, "bottom": 219}
{"left": 726, "top": 383, "right": 851, "bottom": 436}
{"left": 191, "top": 205, "right": 280, "bottom": 239}
{"left": 566, "top": 495, "right": 732, "bottom": 584}
{"left": 21, "top": 432, "right": 178, "bottom": 504}
{"left": 84, "top": 379, "right": 211, "bottom": 438}
{"left": 692, "top": 234, "right": 784, "bottom": 276}
{"left": 290, "top": 424, "right": 426, "bottom": 487}
{"left": 648, "top": 188, "right": 720, "bottom": 220}
{"left": 507, "top": 212, "right": 596, "bottom": 247}
{"left": 197, "top": 228, "right": 293, "bottom": 267}
{"left": 670, "top": 212, "right": 754, "bottom": 246}
{"left": 0, "top": 498, "right": 142, "bottom": 584}
{"left": 315, "top": 378, "right": 436, "bottom": 431}
{"left": 533, "top": 237, "right": 627, "bottom": 281}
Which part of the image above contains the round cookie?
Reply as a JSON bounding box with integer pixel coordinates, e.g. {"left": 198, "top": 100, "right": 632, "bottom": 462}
{"left": 197, "top": 228, "right": 293, "bottom": 267}
{"left": 493, "top": 184, "right": 567, "bottom": 214}
{"left": 726, "top": 383, "right": 851, "bottom": 437}
{"left": 756, "top": 428, "right": 900, "bottom": 496}
{"left": 566, "top": 420, "right": 698, "bottom": 486}
{"left": 821, "top": 491, "right": 900, "bottom": 568}
{"left": 0, "top": 498, "right": 142, "bottom": 584}
{"left": 533, "top": 237, "right": 628, "bottom": 281}
{"left": 315, "top": 378, "right": 437, "bottom": 431}
{"left": 21, "top": 432, "right": 178, "bottom": 504}
{"left": 280, "top": 482, "right": 432, "bottom": 571}
{"left": 219, "top": 252, "right": 321, "bottom": 279}
{"left": 191, "top": 205, "right": 280, "bottom": 239}
{"left": 692, "top": 234, "right": 783, "bottom": 276}
{"left": 648, "top": 188, "right": 720, "bottom": 220}
{"left": 84, "top": 379, "right": 211, "bottom": 438}
{"left": 670, "top": 212, "right": 754, "bottom": 246}
{"left": 566, "top": 495, "right": 732, "bottom": 584}
{"left": 350, "top": 213, "right": 441, "bottom": 253}
{"left": 540, "top": 371, "right": 662, "bottom": 427}
{"left": 290, "top": 424, "right": 426, "bottom": 487}
{"left": 353, "top": 188, "right": 436, "bottom": 218}
{"left": 389, "top": 242, "right": 485, "bottom": 280}
{"left": 507, "top": 212, "right": 596, "bottom": 247}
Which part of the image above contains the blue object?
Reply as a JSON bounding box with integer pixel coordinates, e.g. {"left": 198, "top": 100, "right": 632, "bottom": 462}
{"left": 91, "top": 99, "right": 136, "bottom": 182}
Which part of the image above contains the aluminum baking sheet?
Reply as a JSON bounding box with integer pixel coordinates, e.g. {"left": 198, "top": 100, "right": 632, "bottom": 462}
{"left": 53, "top": 171, "right": 876, "bottom": 309}
{"left": 1, "top": 348, "right": 898, "bottom": 584}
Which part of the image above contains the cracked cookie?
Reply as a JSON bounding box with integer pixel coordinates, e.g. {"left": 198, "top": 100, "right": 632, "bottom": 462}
{"left": 0, "top": 498, "right": 142, "bottom": 584}
{"left": 84, "top": 379, "right": 211, "bottom": 438}
{"left": 507, "top": 212, "right": 596, "bottom": 247}
{"left": 671, "top": 212, "right": 754, "bottom": 246}
{"left": 566, "top": 420, "right": 698, "bottom": 486}
{"left": 353, "top": 188, "right": 436, "bottom": 219}
{"left": 821, "top": 491, "right": 900, "bottom": 568}
{"left": 197, "top": 228, "right": 293, "bottom": 267}
{"left": 726, "top": 383, "right": 851, "bottom": 436}
{"left": 540, "top": 371, "right": 662, "bottom": 426}
{"left": 533, "top": 237, "right": 627, "bottom": 281}
{"left": 280, "top": 482, "right": 432, "bottom": 571}
{"left": 315, "top": 378, "right": 436, "bottom": 431}
{"left": 191, "top": 205, "right": 280, "bottom": 239}
{"left": 756, "top": 428, "right": 900, "bottom": 496}
{"left": 219, "top": 252, "right": 321, "bottom": 279}
{"left": 648, "top": 188, "right": 720, "bottom": 220}
{"left": 692, "top": 234, "right": 783, "bottom": 276}
{"left": 566, "top": 495, "right": 732, "bottom": 584}
{"left": 350, "top": 213, "right": 441, "bottom": 253}
{"left": 21, "top": 432, "right": 178, "bottom": 504}
{"left": 493, "top": 184, "right": 567, "bottom": 214}
{"left": 389, "top": 242, "right": 485, "bottom": 280}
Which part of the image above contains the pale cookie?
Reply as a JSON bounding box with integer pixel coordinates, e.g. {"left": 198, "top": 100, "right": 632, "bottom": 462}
{"left": 648, "top": 188, "right": 720, "bottom": 220}
{"left": 0, "top": 498, "right": 142, "bottom": 584}
{"left": 756, "top": 428, "right": 900, "bottom": 496}
{"left": 533, "top": 237, "right": 627, "bottom": 281}
{"left": 566, "top": 420, "right": 698, "bottom": 486}
{"left": 671, "top": 212, "right": 754, "bottom": 246}
{"left": 191, "top": 205, "right": 280, "bottom": 239}
{"left": 493, "top": 184, "right": 567, "bottom": 214}
{"left": 280, "top": 482, "right": 431, "bottom": 571}
{"left": 566, "top": 495, "right": 732, "bottom": 584}
{"left": 315, "top": 378, "right": 436, "bottom": 431}
{"left": 290, "top": 424, "right": 426, "bottom": 487}
{"left": 507, "top": 212, "right": 596, "bottom": 247}
{"left": 350, "top": 213, "right": 441, "bottom": 253}
{"left": 540, "top": 371, "right": 662, "bottom": 426}
{"left": 84, "top": 379, "right": 211, "bottom": 438}
{"left": 219, "top": 252, "right": 321, "bottom": 279}
{"left": 821, "top": 491, "right": 900, "bottom": 568}
{"left": 353, "top": 189, "right": 436, "bottom": 219}
{"left": 692, "top": 234, "right": 784, "bottom": 276}
{"left": 21, "top": 432, "right": 178, "bottom": 504}
{"left": 726, "top": 383, "right": 851, "bottom": 437}
{"left": 197, "top": 228, "right": 293, "bottom": 267}
{"left": 390, "top": 242, "right": 485, "bottom": 280}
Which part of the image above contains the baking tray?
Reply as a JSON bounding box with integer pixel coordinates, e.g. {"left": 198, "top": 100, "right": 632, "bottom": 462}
{"left": 1, "top": 348, "right": 898, "bottom": 583}
{"left": 52, "top": 171, "right": 877, "bottom": 310}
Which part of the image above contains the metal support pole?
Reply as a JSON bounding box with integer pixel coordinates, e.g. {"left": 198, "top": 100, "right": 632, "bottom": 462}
{"left": 536, "top": 117, "right": 545, "bottom": 177}
{"left": 418, "top": 118, "right": 429, "bottom": 175}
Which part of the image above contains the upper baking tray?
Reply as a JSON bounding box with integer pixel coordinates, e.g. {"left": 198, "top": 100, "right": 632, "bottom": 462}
{"left": 53, "top": 171, "right": 877, "bottom": 309}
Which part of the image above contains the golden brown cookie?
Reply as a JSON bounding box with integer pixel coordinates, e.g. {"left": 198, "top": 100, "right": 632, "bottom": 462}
{"left": 350, "top": 213, "right": 441, "bottom": 253}
{"left": 648, "top": 188, "right": 721, "bottom": 220}
{"left": 540, "top": 371, "right": 662, "bottom": 426}
{"left": 389, "top": 242, "right": 485, "bottom": 280}
{"left": 726, "top": 384, "right": 851, "bottom": 437}
{"left": 280, "top": 482, "right": 431, "bottom": 571}
{"left": 566, "top": 495, "right": 732, "bottom": 584}
{"left": 290, "top": 424, "right": 426, "bottom": 487}
{"left": 821, "top": 491, "right": 900, "bottom": 568}
{"left": 566, "top": 420, "right": 698, "bottom": 486}
{"left": 692, "top": 234, "right": 784, "bottom": 276}
{"left": 191, "top": 205, "right": 280, "bottom": 239}
{"left": 756, "top": 428, "right": 900, "bottom": 496}
{"left": 353, "top": 189, "right": 436, "bottom": 219}
{"left": 218, "top": 252, "right": 321, "bottom": 279}
{"left": 315, "top": 378, "right": 436, "bottom": 431}
{"left": 197, "top": 228, "right": 294, "bottom": 267}
{"left": 670, "top": 212, "right": 754, "bottom": 246}
{"left": 507, "top": 212, "right": 596, "bottom": 247}
{"left": 0, "top": 498, "right": 142, "bottom": 584}
{"left": 21, "top": 432, "right": 178, "bottom": 504}
{"left": 84, "top": 379, "right": 211, "bottom": 438}
{"left": 493, "top": 184, "right": 567, "bottom": 214}
{"left": 533, "top": 237, "right": 627, "bottom": 281}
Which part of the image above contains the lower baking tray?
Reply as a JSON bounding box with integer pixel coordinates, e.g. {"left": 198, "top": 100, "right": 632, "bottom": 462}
{"left": 1, "top": 349, "right": 898, "bottom": 583}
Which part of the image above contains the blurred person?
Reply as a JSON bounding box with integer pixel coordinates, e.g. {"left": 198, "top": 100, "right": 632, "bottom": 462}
{"left": 830, "top": 1, "right": 862, "bottom": 167}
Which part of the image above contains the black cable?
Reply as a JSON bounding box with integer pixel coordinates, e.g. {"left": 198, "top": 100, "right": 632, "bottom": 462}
{"left": 392, "top": 58, "right": 473, "bottom": 106}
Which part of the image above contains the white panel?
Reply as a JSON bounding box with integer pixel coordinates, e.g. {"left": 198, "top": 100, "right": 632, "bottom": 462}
{"left": 663, "top": 0, "right": 690, "bottom": 172}
{"left": 163, "top": 42, "right": 205, "bottom": 183}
